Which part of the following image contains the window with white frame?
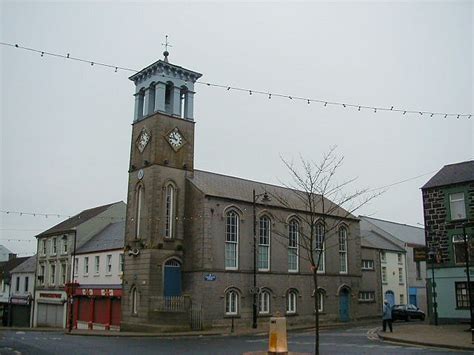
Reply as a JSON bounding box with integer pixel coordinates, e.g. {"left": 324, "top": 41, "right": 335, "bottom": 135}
{"left": 41, "top": 240, "right": 47, "bottom": 256}
{"left": 225, "top": 210, "right": 239, "bottom": 270}
{"left": 94, "top": 256, "right": 100, "bottom": 274}
{"left": 382, "top": 266, "right": 387, "bottom": 283}
{"left": 50, "top": 263, "right": 56, "bottom": 285}
{"left": 225, "top": 289, "right": 239, "bottom": 315}
{"left": 62, "top": 237, "right": 68, "bottom": 254}
{"left": 381, "top": 251, "right": 386, "bottom": 263}
{"left": 51, "top": 238, "right": 57, "bottom": 255}
{"left": 449, "top": 192, "right": 466, "bottom": 220}
{"left": 397, "top": 253, "right": 403, "bottom": 264}
{"left": 39, "top": 264, "right": 45, "bottom": 285}
{"left": 400, "top": 294, "right": 404, "bottom": 304}
{"left": 135, "top": 185, "right": 144, "bottom": 239}
{"left": 398, "top": 267, "right": 404, "bottom": 284}
{"left": 131, "top": 286, "right": 138, "bottom": 314}
{"left": 314, "top": 223, "right": 325, "bottom": 273}
{"left": 259, "top": 290, "right": 271, "bottom": 314}
{"left": 165, "top": 184, "right": 175, "bottom": 238}
{"left": 60, "top": 263, "right": 66, "bottom": 285}
{"left": 24, "top": 276, "right": 29, "bottom": 292}
{"left": 119, "top": 253, "right": 124, "bottom": 273}
{"left": 74, "top": 258, "right": 79, "bottom": 275}
{"left": 358, "top": 291, "right": 375, "bottom": 302}
{"left": 453, "top": 234, "right": 474, "bottom": 265}
{"left": 258, "top": 216, "right": 271, "bottom": 271}
{"left": 288, "top": 219, "right": 299, "bottom": 272}
{"left": 15, "top": 277, "right": 20, "bottom": 292}
{"left": 317, "top": 290, "right": 324, "bottom": 312}
{"left": 106, "top": 254, "right": 112, "bottom": 274}
{"left": 339, "top": 226, "right": 348, "bottom": 274}
{"left": 286, "top": 290, "right": 297, "bottom": 314}
{"left": 362, "top": 260, "right": 374, "bottom": 270}
{"left": 84, "top": 257, "right": 89, "bottom": 275}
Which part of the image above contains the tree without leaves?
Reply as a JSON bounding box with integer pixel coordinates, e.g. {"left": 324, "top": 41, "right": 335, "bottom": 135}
{"left": 267, "top": 146, "right": 383, "bottom": 355}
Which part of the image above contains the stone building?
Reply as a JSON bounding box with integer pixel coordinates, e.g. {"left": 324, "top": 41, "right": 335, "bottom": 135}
{"left": 121, "top": 52, "right": 374, "bottom": 331}
{"left": 422, "top": 160, "right": 474, "bottom": 324}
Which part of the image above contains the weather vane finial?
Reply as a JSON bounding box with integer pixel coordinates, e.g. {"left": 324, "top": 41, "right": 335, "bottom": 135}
{"left": 161, "top": 35, "right": 173, "bottom": 62}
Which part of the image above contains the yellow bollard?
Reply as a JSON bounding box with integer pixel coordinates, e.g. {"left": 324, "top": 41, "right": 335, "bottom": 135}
{"left": 268, "top": 316, "right": 288, "bottom": 355}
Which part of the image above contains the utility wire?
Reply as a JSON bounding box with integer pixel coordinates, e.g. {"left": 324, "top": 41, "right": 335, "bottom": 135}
{"left": 1, "top": 41, "right": 471, "bottom": 119}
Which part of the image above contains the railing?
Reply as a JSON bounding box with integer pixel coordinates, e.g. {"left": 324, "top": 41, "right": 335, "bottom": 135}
{"left": 152, "top": 296, "right": 190, "bottom": 312}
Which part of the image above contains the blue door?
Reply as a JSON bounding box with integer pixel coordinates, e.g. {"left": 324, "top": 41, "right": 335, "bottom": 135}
{"left": 164, "top": 259, "right": 182, "bottom": 297}
{"left": 385, "top": 291, "right": 395, "bottom": 306}
{"left": 409, "top": 287, "right": 417, "bottom": 306}
{"left": 339, "top": 288, "right": 350, "bottom": 322}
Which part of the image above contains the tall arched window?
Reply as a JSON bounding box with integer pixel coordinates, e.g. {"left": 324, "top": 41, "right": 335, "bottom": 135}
{"left": 314, "top": 223, "right": 325, "bottom": 273}
{"left": 165, "top": 184, "right": 175, "bottom": 239}
{"left": 165, "top": 82, "right": 173, "bottom": 114}
{"left": 225, "top": 289, "right": 239, "bottom": 315}
{"left": 131, "top": 286, "right": 138, "bottom": 315}
{"left": 258, "top": 216, "right": 271, "bottom": 271}
{"left": 259, "top": 290, "right": 271, "bottom": 314}
{"left": 225, "top": 210, "right": 239, "bottom": 270}
{"left": 339, "top": 226, "right": 348, "bottom": 274}
{"left": 179, "top": 86, "right": 188, "bottom": 119}
{"left": 135, "top": 185, "right": 144, "bottom": 239}
{"left": 288, "top": 219, "right": 299, "bottom": 272}
{"left": 286, "top": 289, "right": 298, "bottom": 314}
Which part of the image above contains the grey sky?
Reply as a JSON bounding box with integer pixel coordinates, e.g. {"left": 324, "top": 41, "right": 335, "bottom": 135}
{"left": 1, "top": 1, "right": 472, "bottom": 256}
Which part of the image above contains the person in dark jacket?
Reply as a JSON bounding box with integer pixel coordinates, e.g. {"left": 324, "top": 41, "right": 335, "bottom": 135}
{"left": 382, "top": 299, "right": 393, "bottom": 332}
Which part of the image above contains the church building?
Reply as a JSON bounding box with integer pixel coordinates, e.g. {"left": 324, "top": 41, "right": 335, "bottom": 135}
{"left": 121, "top": 51, "right": 368, "bottom": 331}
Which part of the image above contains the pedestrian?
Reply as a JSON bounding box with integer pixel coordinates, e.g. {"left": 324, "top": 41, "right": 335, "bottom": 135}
{"left": 382, "top": 299, "right": 393, "bottom": 332}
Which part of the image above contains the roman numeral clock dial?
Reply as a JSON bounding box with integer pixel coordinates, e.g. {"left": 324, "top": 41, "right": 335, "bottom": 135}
{"left": 166, "top": 128, "right": 185, "bottom": 151}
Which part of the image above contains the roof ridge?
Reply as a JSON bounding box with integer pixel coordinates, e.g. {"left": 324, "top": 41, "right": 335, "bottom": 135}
{"left": 359, "top": 215, "right": 424, "bottom": 230}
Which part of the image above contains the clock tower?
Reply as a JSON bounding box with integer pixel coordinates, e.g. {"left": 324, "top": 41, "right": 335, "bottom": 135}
{"left": 121, "top": 51, "right": 202, "bottom": 330}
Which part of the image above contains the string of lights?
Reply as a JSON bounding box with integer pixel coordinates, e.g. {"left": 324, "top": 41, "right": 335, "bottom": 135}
{"left": 1, "top": 41, "right": 471, "bottom": 119}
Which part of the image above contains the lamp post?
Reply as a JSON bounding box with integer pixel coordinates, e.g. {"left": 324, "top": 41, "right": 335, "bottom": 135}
{"left": 67, "top": 230, "right": 77, "bottom": 333}
{"left": 462, "top": 224, "right": 474, "bottom": 343}
{"left": 252, "top": 189, "right": 270, "bottom": 329}
{"left": 428, "top": 246, "right": 438, "bottom": 326}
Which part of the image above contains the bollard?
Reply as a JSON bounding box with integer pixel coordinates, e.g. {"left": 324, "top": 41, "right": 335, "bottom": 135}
{"left": 268, "top": 316, "right": 288, "bottom": 355}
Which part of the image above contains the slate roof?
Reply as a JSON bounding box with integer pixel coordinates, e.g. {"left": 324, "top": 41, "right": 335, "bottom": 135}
{"left": 422, "top": 160, "right": 474, "bottom": 189}
{"left": 0, "top": 245, "right": 12, "bottom": 262}
{"left": 75, "top": 221, "right": 125, "bottom": 254}
{"left": 36, "top": 202, "right": 122, "bottom": 237}
{"left": 360, "top": 216, "right": 425, "bottom": 245}
{"left": 188, "top": 170, "right": 357, "bottom": 220}
{"left": 360, "top": 230, "right": 405, "bottom": 252}
{"left": 10, "top": 255, "right": 37, "bottom": 274}
{"left": 0, "top": 257, "right": 30, "bottom": 280}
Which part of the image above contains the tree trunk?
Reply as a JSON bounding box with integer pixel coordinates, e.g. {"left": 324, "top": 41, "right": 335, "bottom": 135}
{"left": 313, "top": 268, "right": 319, "bottom": 355}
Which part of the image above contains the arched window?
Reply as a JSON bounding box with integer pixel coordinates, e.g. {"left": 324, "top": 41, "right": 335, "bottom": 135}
{"left": 179, "top": 86, "right": 188, "bottom": 119}
{"left": 165, "top": 184, "right": 175, "bottom": 238}
{"left": 286, "top": 289, "right": 298, "bottom": 314}
{"left": 225, "top": 289, "right": 239, "bottom": 315}
{"left": 131, "top": 286, "right": 138, "bottom": 315}
{"left": 165, "top": 82, "right": 173, "bottom": 114}
{"left": 135, "top": 185, "right": 144, "bottom": 239}
{"left": 313, "top": 288, "right": 325, "bottom": 313}
{"left": 258, "top": 216, "right": 271, "bottom": 271}
{"left": 259, "top": 289, "right": 271, "bottom": 314}
{"left": 288, "top": 219, "right": 299, "bottom": 272}
{"left": 314, "top": 223, "right": 325, "bottom": 273}
{"left": 225, "top": 210, "right": 239, "bottom": 270}
{"left": 339, "top": 226, "right": 348, "bottom": 274}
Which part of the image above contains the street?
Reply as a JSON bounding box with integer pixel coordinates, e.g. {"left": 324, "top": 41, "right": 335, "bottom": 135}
{"left": 0, "top": 325, "right": 470, "bottom": 355}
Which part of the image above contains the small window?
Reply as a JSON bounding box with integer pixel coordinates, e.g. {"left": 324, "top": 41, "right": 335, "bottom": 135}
{"left": 225, "top": 289, "right": 239, "bottom": 315}
{"left": 119, "top": 253, "right": 124, "bottom": 273}
{"left": 449, "top": 192, "right": 466, "bottom": 220}
{"left": 398, "top": 268, "right": 404, "bottom": 284}
{"left": 24, "top": 277, "right": 29, "bottom": 293}
{"left": 397, "top": 253, "right": 403, "bottom": 264}
{"left": 259, "top": 290, "right": 271, "bottom": 314}
{"left": 382, "top": 266, "right": 387, "bottom": 283}
{"left": 39, "top": 264, "right": 45, "bottom": 285}
{"left": 106, "top": 255, "right": 112, "bottom": 274}
{"left": 60, "top": 264, "right": 66, "bottom": 285}
{"left": 358, "top": 291, "right": 375, "bottom": 302}
{"left": 42, "top": 240, "right": 47, "bottom": 256}
{"left": 381, "top": 251, "right": 386, "bottom": 263}
{"left": 318, "top": 290, "right": 324, "bottom": 312}
{"left": 399, "top": 294, "right": 404, "bottom": 304}
{"left": 62, "top": 237, "right": 68, "bottom": 254}
{"left": 455, "top": 282, "right": 474, "bottom": 309}
{"left": 258, "top": 216, "right": 271, "bottom": 271}
{"left": 52, "top": 238, "right": 57, "bottom": 255}
{"left": 50, "top": 264, "right": 56, "bottom": 285}
{"left": 362, "top": 260, "right": 374, "bottom": 270}
{"left": 131, "top": 287, "right": 138, "bottom": 314}
{"left": 416, "top": 261, "right": 421, "bottom": 279}
{"left": 15, "top": 277, "right": 20, "bottom": 292}
{"left": 94, "top": 256, "right": 100, "bottom": 274}
{"left": 286, "top": 290, "right": 297, "bottom": 314}
{"left": 84, "top": 257, "right": 89, "bottom": 275}
{"left": 452, "top": 235, "right": 474, "bottom": 265}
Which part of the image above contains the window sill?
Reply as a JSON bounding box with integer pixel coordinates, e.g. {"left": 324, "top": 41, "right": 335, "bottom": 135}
{"left": 105, "top": 273, "right": 112, "bottom": 277}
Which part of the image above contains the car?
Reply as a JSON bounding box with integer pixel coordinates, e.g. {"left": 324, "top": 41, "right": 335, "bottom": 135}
{"left": 391, "top": 304, "right": 425, "bottom": 321}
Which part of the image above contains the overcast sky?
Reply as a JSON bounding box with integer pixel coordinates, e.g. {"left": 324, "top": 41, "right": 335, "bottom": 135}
{"left": 1, "top": 1, "right": 472, "bottom": 256}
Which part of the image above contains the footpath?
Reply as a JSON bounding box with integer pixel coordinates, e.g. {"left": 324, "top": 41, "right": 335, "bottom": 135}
{"left": 377, "top": 322, "right": 474, "bottom": 351}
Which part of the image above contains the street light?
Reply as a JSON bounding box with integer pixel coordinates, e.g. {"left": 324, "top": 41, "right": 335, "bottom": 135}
{"left": 66, "top": 231, "right": 77, "bottom": 333}
{"left": 428, "top": 245, "right": 438, "bottom": 326}
{"left": 252, "top": 189, "right": 271, "bottom": 329}
{"left": 461, "top": 224, "right": 474, "bottom": 344}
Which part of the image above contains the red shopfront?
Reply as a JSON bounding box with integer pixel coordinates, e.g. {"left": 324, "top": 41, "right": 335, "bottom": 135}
{"left": 72, "top": 287, "right": 121, "bottom": 331}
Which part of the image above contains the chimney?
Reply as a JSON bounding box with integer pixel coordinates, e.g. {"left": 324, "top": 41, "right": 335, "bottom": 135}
{"left": 8, "top": 253, "right": 17, "bottom": 261}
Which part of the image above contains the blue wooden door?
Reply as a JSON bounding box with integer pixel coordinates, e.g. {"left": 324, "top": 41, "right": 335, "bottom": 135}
{"left": 164, "top": 260, "right": 182, "bottom": 297}
{"left": 385, "top": 291, "right": 395, "bottom": 306}
{"left": 339, "top": 289, "right": 350, "bottom": 322}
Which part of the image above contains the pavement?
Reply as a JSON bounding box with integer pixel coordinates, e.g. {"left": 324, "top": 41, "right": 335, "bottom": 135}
{"left": 377, "top": 322, "right": 474, "bottom": 351}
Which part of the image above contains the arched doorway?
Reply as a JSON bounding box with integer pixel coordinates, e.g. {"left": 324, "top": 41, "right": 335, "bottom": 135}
{"left": 339, "top": 287, "right": 350, "bottom": 322}
{"left": 163, "top": 259, "right": 182, "bottom": 297}
{"left": 385, "top": 290, "right": 395, "bottom": 306}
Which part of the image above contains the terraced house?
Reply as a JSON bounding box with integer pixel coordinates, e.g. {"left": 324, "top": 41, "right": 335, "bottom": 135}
{"left": 121, "top": 52, "right": 373, "bottom": 331}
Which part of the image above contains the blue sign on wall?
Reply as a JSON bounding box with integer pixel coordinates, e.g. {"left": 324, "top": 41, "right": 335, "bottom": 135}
{"left": 204, "top": 274, "right": 216, "bottom": 281}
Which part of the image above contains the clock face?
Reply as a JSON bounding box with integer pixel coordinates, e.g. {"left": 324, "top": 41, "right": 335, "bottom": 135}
{"left": 167, "top": 129, "right": 185, "bottom": 151}
{"left": 136, "top": 129, "right": 151, "bottom": 153}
